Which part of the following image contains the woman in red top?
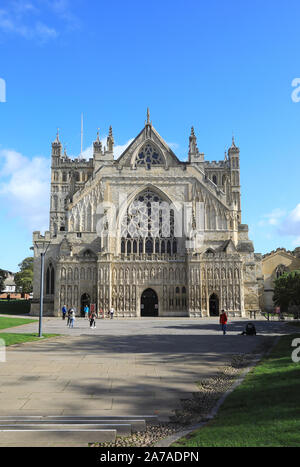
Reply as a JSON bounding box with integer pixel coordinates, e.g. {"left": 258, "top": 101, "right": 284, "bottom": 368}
{"left": 220, "top": 310, "right": 228, "bottom": 335}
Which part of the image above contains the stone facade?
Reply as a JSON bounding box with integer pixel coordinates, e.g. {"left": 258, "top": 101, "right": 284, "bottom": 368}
{"left": 262, "top": 247, "right": 300, "bottom": 311}
{"left": 31, "top": 113, "right": 263, "bottom": 317}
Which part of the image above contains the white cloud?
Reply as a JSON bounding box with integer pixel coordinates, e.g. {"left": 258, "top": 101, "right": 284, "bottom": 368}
{"left": 0, "top": 149, "right": 50, "bottom": 232}
{"left": 278, "top": 204, "right": 300, "bottom": 237}
{"left": 0, "top": 7, "right": 58, "bottom": 41}
{"left": 0, "top": 138, "right": 134, "bottom": 234}
{"left": 35, "top": 21, "right": 58, "bottom": 40}
{"left": 258, "top": 208, "right": 286, "bottom": 227}
{"left": 258, "top": 205, "right": 300, "bottom": 248}
{"left": 292, "top": 236, "right": 300, "bottom": 246}
{"left": 0, "top": 0, "right": 78, "bottom": 42}
{"left": 78, "top": 138, "right": 134, "bottom": 161}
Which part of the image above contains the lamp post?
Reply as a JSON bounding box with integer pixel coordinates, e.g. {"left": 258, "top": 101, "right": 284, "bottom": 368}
{"left": 33, "top": 241, "right": 50, "bottom": 338}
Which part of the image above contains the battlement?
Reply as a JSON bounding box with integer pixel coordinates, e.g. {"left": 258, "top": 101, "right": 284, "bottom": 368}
{"left": 33, "top": 231, "right": 52, "bottom": 243}
{"left": 262, "top": 247, "right": 297, "bottom": 259}
{"left": 204, "top": 160, "right": 228, "bottom": 168}
{"left": 52, "top": 156, "right": 94, "bottom": 169}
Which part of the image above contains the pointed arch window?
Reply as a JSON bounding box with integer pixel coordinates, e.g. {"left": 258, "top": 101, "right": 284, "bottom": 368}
{"left": 46, "top": 263, "right": 55, "bottom": 295}
{"left": 121, "top": 189, "right": 176, "bottom": 256}
{"left": 275, "top": 265, "right": 288, "bottom": 279}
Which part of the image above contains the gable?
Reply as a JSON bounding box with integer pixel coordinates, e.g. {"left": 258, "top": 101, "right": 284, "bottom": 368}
{"left": 263, "top": 249, "right": 296, "bottom": 264}
{"left": 218, "top": 239, "right": 237, "bottom": 253}
{"left": 117, "top": 124, "right": 183, "bottom": 168}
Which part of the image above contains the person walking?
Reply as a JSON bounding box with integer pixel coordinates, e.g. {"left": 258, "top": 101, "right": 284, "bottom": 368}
{"left": 89, "top": 309, "right": 96, "bottom": 329}
{"left": 69, "top": 308, "right": 76, "bottom": 328}
{"left": 110, "top": 307, "right": 115, "bottom": 320}
{"left": 219, "top": 310, "right": 228, "bottom": 335}
{"left": 62, "top": 305, "right": 67, "bottom": 320}
{"left": 67, "top": 308, "right": 72, "bottom": 327}
{"left": 84, "top": 304, "right": 89, "bottom": 320}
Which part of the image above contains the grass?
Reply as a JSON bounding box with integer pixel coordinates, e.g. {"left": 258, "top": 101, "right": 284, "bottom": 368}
{"left": 0, "top": 333, "right": 58, "bottom": 346}
{"left": 0, "top": 316, "right": 37, "bottom": 331}
{"left": 173, "top": 333, "right": 300, "bottom": 447}
{"left": 0, "top": 300, "right": 31, "bottom": 315}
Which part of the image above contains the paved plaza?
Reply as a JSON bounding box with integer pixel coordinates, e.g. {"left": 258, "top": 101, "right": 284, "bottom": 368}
{"left": 0, "top": 317, "right": 293, "bottom": 420}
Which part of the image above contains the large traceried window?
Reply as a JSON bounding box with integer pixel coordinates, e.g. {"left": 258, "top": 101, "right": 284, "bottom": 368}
{"left": 135, "top": 143, "right": 164, "bottom": 169}
{"left": 121, "top": 189, "right": 176, "bottom": 255}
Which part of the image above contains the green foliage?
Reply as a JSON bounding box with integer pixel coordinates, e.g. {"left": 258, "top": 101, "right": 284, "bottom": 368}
{"left": 14, "top": 270, "right": 33, "bottom": 294}
{"left": 18, "top": 257, "right": 34, "bottom": 272}
{"left": 273, "top": 270, "right": 300, "bottom": 312}
{"left": 14, "top": 257, "right": 34, "bottom": 294}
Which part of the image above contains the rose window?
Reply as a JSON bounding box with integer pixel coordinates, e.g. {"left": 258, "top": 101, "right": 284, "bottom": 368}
{"left": 135, "top": 144, "right": 164, "bottom": 169}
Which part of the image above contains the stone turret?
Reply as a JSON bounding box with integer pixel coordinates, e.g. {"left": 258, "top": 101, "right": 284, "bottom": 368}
{"left": 51, "top": 129, "right": 62, "bottom": 165}
{"left": 107, "top": 126, "right": 114, "bottom": 153}
{"left": 228, "top": 136, "right": 241, "bottom": 222}
{"left": 96, "top": 126, "right": 115, "bottom": 166}
{"left": 188, "top": 127, "right": 204, "bottom": 163}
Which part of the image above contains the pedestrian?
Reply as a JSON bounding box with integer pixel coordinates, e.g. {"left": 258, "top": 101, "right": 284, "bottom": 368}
{"left": 110, "top": 307, "right": 115, "bottom": 320}
{"left": 89, "top": 309, "right": 96, "bottom": 328}
{"left": 62, "top": 304, "right": 67, "bottom": 320}
{"left": 67, "top": 308, "right": 72, "bottom": 327}
{"left": 69, "top": 307, "right": 75, "bottom": 328}
{"left": 84, "top": 304, "right": 89, "bottom": 320}
{"left": 219, "top": 310, "right": 228, "bottom": 335}
{"left": 241, "top": 322, "right": 256, "bottom": 336}
{"left": 99, "top": 307, "right": 104, "bottom": 319}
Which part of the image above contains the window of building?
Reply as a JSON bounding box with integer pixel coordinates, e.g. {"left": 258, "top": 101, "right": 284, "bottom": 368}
{"left": 120, "top": 189, "right": 176, "bottom": 255}
{"left": 275, "top": 265, "right": 288, "bottom": 279}
{"left": 46, "top": 264, "right": 55, "bottom": 295}
{"left": 135, "top": 144, "right": 164, "bottom": 169}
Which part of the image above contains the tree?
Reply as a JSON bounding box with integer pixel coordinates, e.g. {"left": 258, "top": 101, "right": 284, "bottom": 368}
{"left": 273, "top": 270, "right": 300, "bottom": 313}
{"left": 18, "top": 257, "right": 34, "bottom": 272}
{"left": 14, "top": 257, "right": 34, "bottom": 295}
{"left": 0, "top": 269, "right": 6, "bottom": 293}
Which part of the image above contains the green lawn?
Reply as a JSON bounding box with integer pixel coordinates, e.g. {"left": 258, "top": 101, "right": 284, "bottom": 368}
{"left": 0, "top": 333, "right": 58, "bottom": 346}
{"left": 0, "top": 316, "right": 37, "bottom": 331}
{"left": 173, "top": 334, "right": 300, "bottom": 447}
{"left": 0, "top": 300, "right": 31, "bottom": 315}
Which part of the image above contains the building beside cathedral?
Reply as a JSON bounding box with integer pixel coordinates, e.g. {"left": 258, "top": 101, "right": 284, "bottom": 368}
{"left": 31, "top": 112, "right": 263, "bottom": 317}
{"left": 262, "top": 247, "right": 300, "bottom": 312}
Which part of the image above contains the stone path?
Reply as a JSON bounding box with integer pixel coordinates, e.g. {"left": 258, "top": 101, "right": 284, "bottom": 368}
{"left": 0, "top": 317, "right": 292, "bottom": 420}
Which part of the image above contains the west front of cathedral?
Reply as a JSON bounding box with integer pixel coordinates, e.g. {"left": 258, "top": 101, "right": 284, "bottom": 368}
{"left": 31, "top": 113, "right": 263, "bottom": 318}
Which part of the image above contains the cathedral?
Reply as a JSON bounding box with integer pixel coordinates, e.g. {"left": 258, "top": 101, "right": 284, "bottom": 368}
{"left": 31, "top": 111, "right": 263, "bottom": 318}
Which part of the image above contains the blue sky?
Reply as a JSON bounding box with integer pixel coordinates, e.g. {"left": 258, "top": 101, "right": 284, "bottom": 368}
{"left": 0, "top": 0, "right": 300, "bottom": 271}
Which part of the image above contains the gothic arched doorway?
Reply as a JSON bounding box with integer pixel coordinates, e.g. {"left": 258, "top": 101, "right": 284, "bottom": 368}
{"left": 209, "top": 294, "right": 219, "bottom": 317}
{"left": 141, "top": 289, "right": 158, "bottom": 317}
{"left": 81, "top": 293, "right": 91, "bottom": 316}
